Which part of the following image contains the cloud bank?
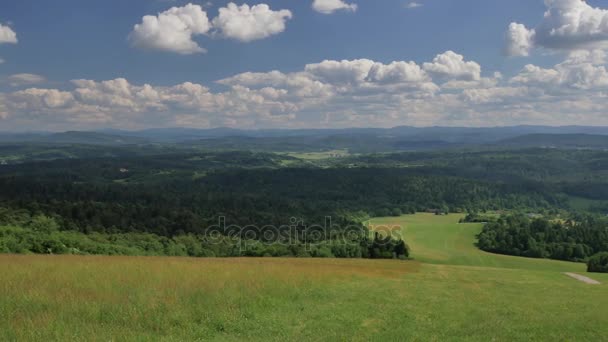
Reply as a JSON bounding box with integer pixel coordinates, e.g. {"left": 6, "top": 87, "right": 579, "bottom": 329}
{"left": 6, "top": 49, "right": 608, "bottom": 130}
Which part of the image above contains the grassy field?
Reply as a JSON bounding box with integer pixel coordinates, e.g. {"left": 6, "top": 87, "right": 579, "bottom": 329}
{"left": 1, "top": 214, "right": 607, "bottom": 341}
{"left": 370, "top": 214, "right": 587, "bottom": 272}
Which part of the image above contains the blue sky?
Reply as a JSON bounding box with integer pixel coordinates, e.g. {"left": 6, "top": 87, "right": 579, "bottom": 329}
{"left": 1, "top": 0, "right": 548, "bottom": 86}
{"left": 1, "top": 0, "right": 608, "bottom": 130}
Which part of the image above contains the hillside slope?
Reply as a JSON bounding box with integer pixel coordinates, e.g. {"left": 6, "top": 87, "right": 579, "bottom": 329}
{"left": 1, "top": 214, "right": 607, "bottom": 340}
{"left": 370, "top": 213, "right": 585, "bottom": 272}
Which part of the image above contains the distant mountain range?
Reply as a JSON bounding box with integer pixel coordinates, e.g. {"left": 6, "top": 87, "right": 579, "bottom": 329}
{"left": 0, "top": 131, "right": 149, "bottom": 145}
{"left": 96, "top": 125, "right": 608, "bottom": 143}
{"left": 2, "top": 126, "right": 608, "bottom": 151}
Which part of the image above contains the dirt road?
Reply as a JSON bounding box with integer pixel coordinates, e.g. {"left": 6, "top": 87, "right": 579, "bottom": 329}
{"left": 565, "top": 272, "right": 601, "bottom": 285}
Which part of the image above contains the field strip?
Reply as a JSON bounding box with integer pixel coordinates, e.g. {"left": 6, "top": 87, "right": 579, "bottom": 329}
{"left": 564, "top": 272, "right": 601, "bottom": 285}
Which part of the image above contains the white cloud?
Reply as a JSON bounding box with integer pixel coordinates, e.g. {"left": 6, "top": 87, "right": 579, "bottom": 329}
{"left": 510, "top": 52, "right": 608, "bottom": 90}
{"left": 366, "top": 61, "right": 429, "bottom": 84}
{"left": 462, "top": 86, "right": 531, "bottom": 105}
{"left": 0, "top": 23, "right": 17, "bottom": 66}
{"left": 6, "top": 51, "right": 608, "bottom": 129}
{"left": 129, "top": 3, "right": 211, "bottom": 54}
{"left": 423, "top": 51, "right": 481, "bottom": 81}
{"left": 505, "top": 23, "right": 535, "bottom": 57}
{"left": 0, "top": 23, "right": 17, "bottom": 44}
{"left": 505, "top": 0, "right": 608, "bottom": 55}
{"left": 405, "top": 2, "right": 423, "bottom": 9}
{"left": 218, "top": 53, "right": 483, "bottom": 99}
{"left": 312, "top": 0, "right": 357, "bottom": 14}
{"left": 510, "top": 65, "right": 561, "bottom": 87}
{"left": 305, "top": 59, "right": 375, "bottom": 84}
{"left": 217, "top": 70, "right": 333, "bottom": 97}
{"left": 1, "top": 77, "right": 301, "bottom": 129}
{"left": 130, "top": 3, "right": 292, "bottom": 53}
{"left": 9, "top": 88, "right": 75, "bottom": 110}
{"left": 8, "top": 73, "right": 46, "bottom": 87}
{"left": 212, "top": 3, "right": 292, "bottom": 42}
{"left": 566, "top": 49, "right": 607, "bottom": 65}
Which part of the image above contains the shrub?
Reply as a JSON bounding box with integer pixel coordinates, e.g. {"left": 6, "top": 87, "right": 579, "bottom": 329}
{"left": 587, "top": 252, "right": 608, "bottom": 273}
{"left": 28, "top": 215, "right": 60, "bottom": 234}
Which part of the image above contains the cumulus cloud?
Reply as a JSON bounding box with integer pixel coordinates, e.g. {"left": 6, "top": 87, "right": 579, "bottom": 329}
{"left": 218, "top": 70, "right": 335, "bottom": 99}
{"left": 8, "top": 73, "right": 46, "bottom": 87}
{"left": 366, "top": 61, "right": 429, "bottom": 84}
{"left": 212, "top": 3, "right": 292, "bottom": 42}
{"left": 129, "top": 3, "right": 211, "bottom": 54}
{"left": 0, "top": 23, "right": 17, "bottom": 44}
{"left": 0, "top": 23, "right": 17, "bottom": 64}
{"left": 505, "top": 23, "right": 535, "bottom": 57}
{"left": 510, "top": 52, "right": 608, "bottom": 90}
{"left": 130, "top": 3, "right": 292, "bottom": 53}
{"left": 6, "top": 50, "right": 608, "bottom": 129}
{"left": 305, "top": 59, "right": 375, "bottom": 84}
{"left": 221, "top": 52, "right": 484, "bottom": 96}
{"left": 423, "top": 51, "right": 481, "bottom": 81}
{"left": 566, "top": 49, "right": 608, "bottom": 65}
{"left": 9, "top": 88, "right": 75, "bottom": 110}
{"left": 312, "top": 0, "right": 357, "bottom": 14}
{"left": 1, "top": 76, "right": 301, "bottom": 129}
{"left": 461, "top": 86, "right": 531, "bottom": 105}
{"left": 505, "top": 0, "right": 608, "bottom": 56}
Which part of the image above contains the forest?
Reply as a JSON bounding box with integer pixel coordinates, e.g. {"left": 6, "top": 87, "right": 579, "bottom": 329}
{"left": 476, "top": 214, "right": 608, "bottom": 262}
{"left": 1, "top": 145, "right": 608, "bottom": 263}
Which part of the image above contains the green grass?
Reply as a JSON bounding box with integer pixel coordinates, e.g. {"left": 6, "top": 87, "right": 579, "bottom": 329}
{"left": 1, "top": 214, "right": 607, "bottom": 341}
{"left": 370, "top": 213, "right": 586, "bottom": 272}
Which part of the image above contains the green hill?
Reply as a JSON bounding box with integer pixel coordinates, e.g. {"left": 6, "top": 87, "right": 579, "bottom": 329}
{"left": 1, "top": 214, "right": 607, "bottom": 341}
{"left": 371, "top": 213, "right": 585, "bottom": 272}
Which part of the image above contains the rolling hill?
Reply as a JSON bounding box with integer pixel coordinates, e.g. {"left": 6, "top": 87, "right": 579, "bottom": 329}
{"left": 2, "top": 214, "right": 606, "bottom": 340}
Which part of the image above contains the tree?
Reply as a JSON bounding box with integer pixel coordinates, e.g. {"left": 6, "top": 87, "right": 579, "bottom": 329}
{"left": 587, "top": 252, "right": 608, "bottom": 273}
{"left": 390, "top": 208, "right": 402, "bottom": 217}
{"left": 28, "top": 215, "right": 60, "bottom": 234}
{"left": 394, "top": 240, "right": 409, "bottom": 259}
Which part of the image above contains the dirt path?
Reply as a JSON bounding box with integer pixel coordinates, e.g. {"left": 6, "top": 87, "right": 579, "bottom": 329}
{"left": 564, "top": 272, "right": 601, "bottom": 285}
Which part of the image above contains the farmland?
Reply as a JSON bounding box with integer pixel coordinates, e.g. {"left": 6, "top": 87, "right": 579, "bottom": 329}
{"left": 1, "top": 214, "right": 607, "bottom": 341}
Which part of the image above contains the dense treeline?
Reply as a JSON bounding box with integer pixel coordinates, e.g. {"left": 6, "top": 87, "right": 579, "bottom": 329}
{"left": 477, "top": 215, "right": 608, "bottom": 262}
{"left": 0, "top": 151, "right": 565, "bottom": 259}
{"left": 0, "top": 209, "right": 408, "bottom": 259}
{"left": 345, "top": 149, "right": 608, "bottom": 204}
{"left": 0, "top": 161, "right": 562, "bottom": 237}
{"left": 3, "top": 148, "right": 608, "bottom": 259}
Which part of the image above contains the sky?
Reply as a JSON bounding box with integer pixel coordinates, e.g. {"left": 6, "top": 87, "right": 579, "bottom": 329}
{"left": 0, "top": 0, "right": 608, "bottom": 131}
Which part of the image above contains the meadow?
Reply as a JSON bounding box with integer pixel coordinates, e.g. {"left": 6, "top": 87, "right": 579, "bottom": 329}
{"left": 1, "top": 214, "right": 607, "bottom": 341}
